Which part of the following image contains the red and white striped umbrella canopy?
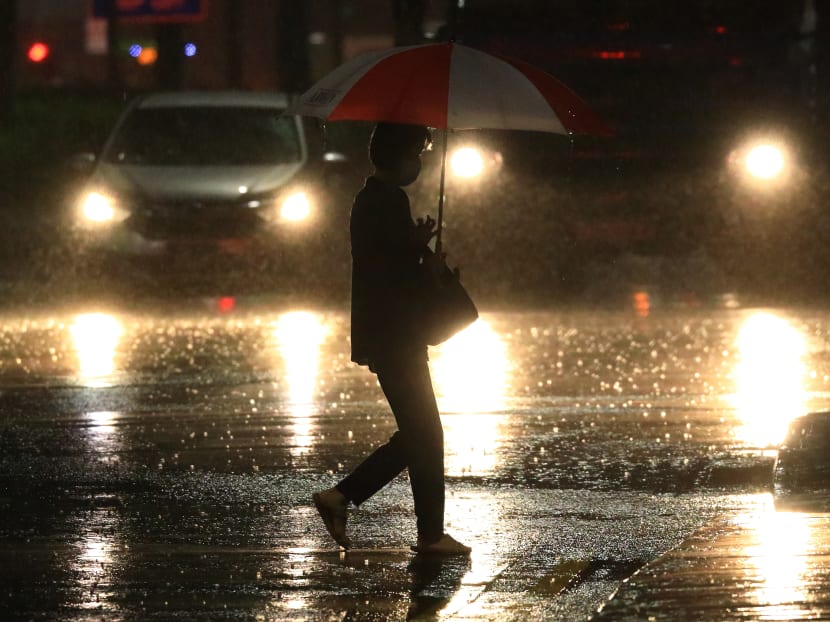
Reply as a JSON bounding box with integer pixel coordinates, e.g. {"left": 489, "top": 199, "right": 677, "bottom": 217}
{"left": 287, "top": 42, "right": 612, "bottom": 136}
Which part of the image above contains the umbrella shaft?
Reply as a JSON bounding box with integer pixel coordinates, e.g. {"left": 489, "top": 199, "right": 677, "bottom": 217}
{"left": 436, "top": 127, "right": 448, "bottom": 254}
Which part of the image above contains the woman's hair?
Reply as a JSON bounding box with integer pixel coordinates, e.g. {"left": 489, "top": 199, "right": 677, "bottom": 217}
{"left": 369, "top": 123, "right": 432, "bottom": 170}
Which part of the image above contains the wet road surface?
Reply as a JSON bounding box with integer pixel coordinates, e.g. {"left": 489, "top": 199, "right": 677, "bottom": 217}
{"left": 1, "top": 302, "right": 829, "bottom": 620}
{"left": 595, "top": 511, "right": 830, "bottom": 621}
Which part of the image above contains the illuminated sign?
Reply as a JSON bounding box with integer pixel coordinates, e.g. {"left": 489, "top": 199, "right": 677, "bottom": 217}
{"left": 90, "top": 0, "right": 207, "bottom": 23}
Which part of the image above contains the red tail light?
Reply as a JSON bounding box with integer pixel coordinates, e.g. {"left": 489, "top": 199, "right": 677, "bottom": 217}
{"left": 593, "top": 50, "right": 642, "bottom": 60}
{"left": 217, "top": 297, "right": 236, "bottom": 313}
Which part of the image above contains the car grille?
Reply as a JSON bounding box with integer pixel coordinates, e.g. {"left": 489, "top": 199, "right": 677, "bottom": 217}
{"left": 129, "top": 200, "right": 262, "bottom": 239}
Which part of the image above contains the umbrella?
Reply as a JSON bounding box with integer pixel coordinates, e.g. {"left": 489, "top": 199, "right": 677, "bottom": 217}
{"left": 287, "top": 41, "right": 612, "bottom": 250}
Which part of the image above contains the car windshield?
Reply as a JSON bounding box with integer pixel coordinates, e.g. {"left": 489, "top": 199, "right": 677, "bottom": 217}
{"left": 104, "top": 106, "right": 302, "bottom": 166}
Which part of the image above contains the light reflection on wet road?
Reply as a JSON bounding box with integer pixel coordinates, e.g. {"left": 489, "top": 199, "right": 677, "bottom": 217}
{"left": 2, "top": 304, "right": 830, "bottom": 619}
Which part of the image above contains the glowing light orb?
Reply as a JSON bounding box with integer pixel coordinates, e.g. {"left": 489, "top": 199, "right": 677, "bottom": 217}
{"left": 81, "top": 192, "right": 115, "bottom": 223}
{"left": 431, "top": 320, "right": 510, "bottom": 476}
{"left": 745, "top": 144, "right": 785, "bottom": 180}
{"left": 732, "top": 312, "right": 807, "bottom": 447}
{"left": 137, "top": 47, "right": 158, "bottom": 66}
{"left": 280, "top": 192, "right": 312, "bottom": 222}
{"left": 450, "top": 147, "right": 485, "bottom": 178}
{"left": 70, "top": 313, "right": 123, "bottom": 386}
{"left": 28, "top": 42, "right": 50, "bottom": 63}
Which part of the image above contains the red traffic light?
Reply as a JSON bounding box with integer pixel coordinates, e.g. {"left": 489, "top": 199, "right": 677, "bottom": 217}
{"left": 27, "top": 42, "right": 50, "bottom": 63}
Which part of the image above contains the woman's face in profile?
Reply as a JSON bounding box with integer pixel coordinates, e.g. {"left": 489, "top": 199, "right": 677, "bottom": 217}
{"left": 395, "top": 136, "right": 430, "bottom": 186}
{"left": 396, "top": 155, "right": 422, "bottom": 186}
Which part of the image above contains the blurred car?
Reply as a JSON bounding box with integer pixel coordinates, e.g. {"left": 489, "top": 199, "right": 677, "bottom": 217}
{"left": 773, "top": 411, "right": 830, "bottom": 510}
{"left": 70, "top": 90, "right": 353, "bottom": 291}
{"left": 438, "top": 0, "right": 829, "bottom": 302}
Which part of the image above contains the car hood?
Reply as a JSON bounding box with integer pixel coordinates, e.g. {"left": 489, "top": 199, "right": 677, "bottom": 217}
{"left": 90, "top": 161, "right": 306, "bottom": 202}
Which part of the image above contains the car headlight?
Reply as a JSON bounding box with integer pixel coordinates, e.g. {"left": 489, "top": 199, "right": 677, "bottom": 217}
{"left": 279, "top": 191, "right": 312, "bottom": 223}
{"left": 728, "top": 139, "right": 791, "bottom": 188}
{"left": 745, "top": 144, "right": 785, "bottom": 180}
{"left": 448, "top": 145, "right": 503, "bottom": 181}
{"left": 78, "top": 191, "right": 129, "bottom": 226}
{"left": 450, "top": 147, "right": 485, "bottom": 178}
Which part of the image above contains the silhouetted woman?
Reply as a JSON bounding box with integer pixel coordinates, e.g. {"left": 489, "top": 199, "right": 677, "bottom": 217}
{"left": 313, "top": 123, "right": 470, "bottom": 555}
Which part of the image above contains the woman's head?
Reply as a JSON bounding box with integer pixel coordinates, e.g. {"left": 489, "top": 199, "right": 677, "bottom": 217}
{"left": 369, "top": 123, "right": 432, "bottom": 186}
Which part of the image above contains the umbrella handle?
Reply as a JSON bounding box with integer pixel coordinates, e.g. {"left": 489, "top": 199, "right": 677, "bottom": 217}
{"left": 436, "top": 127, "right": 448, "bottom": 255}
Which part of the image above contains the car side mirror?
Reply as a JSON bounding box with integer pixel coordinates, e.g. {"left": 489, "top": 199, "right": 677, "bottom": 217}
{"left": 321, "top": 151, "right": 353, "bottom": 182}
{"left": 323, "top": 151, "right": 348, "bottom": 164}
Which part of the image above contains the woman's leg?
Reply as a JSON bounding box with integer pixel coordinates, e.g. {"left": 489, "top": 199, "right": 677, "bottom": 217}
{"left": 336, "top": 430, "right": 408, "bottom": 505}
{"left": 374, "top": 356, "right": 444, "bottom": 542}
{"left": 328, "top": 355, "right": 444, "bottom": 543}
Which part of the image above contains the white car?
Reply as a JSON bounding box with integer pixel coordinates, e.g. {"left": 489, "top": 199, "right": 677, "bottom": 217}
{"left": 71, "top": 90, "right": 351, "bottom": 289}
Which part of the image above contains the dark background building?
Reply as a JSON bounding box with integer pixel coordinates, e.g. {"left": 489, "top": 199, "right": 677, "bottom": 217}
{"left": 10, "top": 0, "right": 448, "bottom": 93}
